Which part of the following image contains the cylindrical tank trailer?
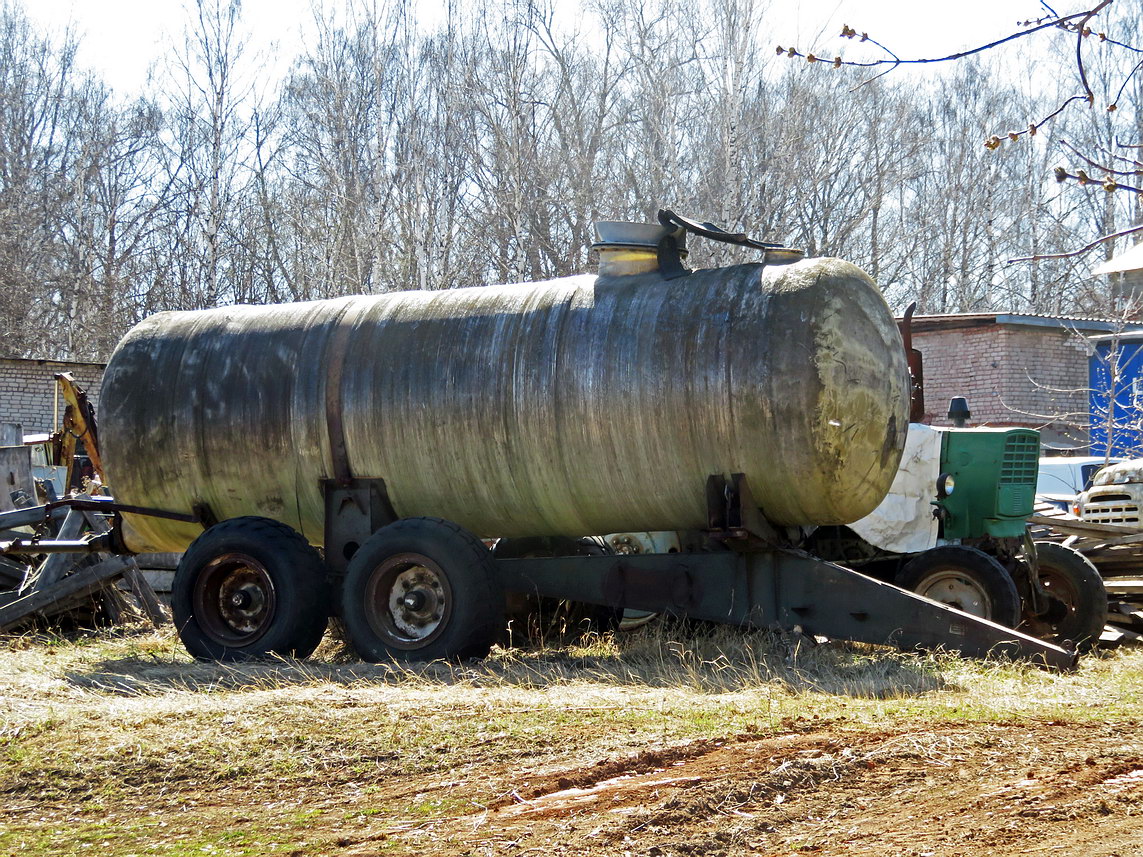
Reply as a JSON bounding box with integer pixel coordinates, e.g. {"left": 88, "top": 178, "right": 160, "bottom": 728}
{"left": 97, "top": 215, "right": 997, "bottom": 665}
{"left": 101, "top": 236, "right": 909, "bottom": 555}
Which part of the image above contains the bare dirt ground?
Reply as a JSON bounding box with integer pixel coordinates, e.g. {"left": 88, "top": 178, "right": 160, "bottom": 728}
{"left": 345, "top": 722, "right": 1143, "bottom": 857}
{"left": 3, "top": 628, "right": 1142, "bottom": 857}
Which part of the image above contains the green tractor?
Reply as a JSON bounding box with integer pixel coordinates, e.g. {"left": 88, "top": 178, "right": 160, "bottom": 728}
{"left": 807, "top": 413, "right": 1107, "bottom": 650}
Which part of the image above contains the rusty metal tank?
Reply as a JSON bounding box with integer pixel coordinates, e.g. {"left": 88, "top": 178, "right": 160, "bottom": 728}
{"left": 100, "top": 239, "right": 910, "bottom": 554}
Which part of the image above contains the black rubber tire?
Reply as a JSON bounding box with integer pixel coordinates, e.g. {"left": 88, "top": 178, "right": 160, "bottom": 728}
{"left": 171, "top": 517, "right": 330, "bottom": 661}
{"left": 895, "top": 545, "right": 1021, "bottom": 628}
{"left": 340, "top": 517, "right": 504, "bottom": 662}
{"left": 1022, "top": 541, "right": 1108, "bottom": 652}
{"left": 493, "top": 536, "right": 621, "bottom": 644}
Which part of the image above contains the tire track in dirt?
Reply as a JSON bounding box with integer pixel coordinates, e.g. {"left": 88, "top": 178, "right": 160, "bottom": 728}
{"left": 370, "top": 723, "right": 1143, "bottom": 857}
{"left": 489, "top": 734, "right": 775, "bottom": 809}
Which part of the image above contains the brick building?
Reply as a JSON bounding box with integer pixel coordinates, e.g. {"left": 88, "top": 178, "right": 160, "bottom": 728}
{"left": 907, "top": 314, "right": 1143, "bottom": 449}
{"left": 0, "top": 358, "right": 105, "bottom": 435}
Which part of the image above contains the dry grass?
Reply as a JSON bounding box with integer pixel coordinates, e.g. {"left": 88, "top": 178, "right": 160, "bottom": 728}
{"left": 1, "top": 622, "right": 1141, "bottom": 856}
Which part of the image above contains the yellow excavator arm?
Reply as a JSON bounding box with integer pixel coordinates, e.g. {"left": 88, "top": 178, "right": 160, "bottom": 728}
{"left": 52, "top": 372, "right": 105, "bottom": 490}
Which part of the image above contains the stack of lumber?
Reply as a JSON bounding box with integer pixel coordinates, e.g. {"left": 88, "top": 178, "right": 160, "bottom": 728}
{"left": 1027, "top": 513, "right": 1143, "bottom": 576}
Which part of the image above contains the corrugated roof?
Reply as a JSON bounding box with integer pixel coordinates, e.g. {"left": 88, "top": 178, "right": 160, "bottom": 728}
{"left": 900, "top": 312, "right": 1143, "bottom": 334}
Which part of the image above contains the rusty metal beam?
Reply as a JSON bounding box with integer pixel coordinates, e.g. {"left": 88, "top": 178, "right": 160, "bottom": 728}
{"left": 495, "top": 549, "right": 1076, "bottom": 669}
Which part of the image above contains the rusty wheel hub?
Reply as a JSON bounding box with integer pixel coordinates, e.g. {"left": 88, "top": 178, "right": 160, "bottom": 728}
{"left": 365, "top": 553, "right": 451, "bottom": 646}
{"left": 192, "top": 553, "right": 277, "bottom": 645}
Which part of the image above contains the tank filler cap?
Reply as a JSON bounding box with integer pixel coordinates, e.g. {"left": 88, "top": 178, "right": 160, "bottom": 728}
{"left": 593, "top": 211, "right": 805, "bottom": 280}
{"left": 592, "top": 221, "right": 687, "bottom": 277}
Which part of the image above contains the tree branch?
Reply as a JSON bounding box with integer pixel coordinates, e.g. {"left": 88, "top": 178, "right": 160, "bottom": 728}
{"left": 777, "top": 3, "right": 1110, "bottom": 72}
{"left": 1059, "top": 138, "right": 1143, "bottom": 177}
{"left": 1008, "top": 222, "right": 1143, "bottom": 263}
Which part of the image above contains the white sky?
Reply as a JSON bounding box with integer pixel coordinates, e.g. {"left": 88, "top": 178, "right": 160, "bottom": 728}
{"left": 22, "top": 0, "right": 1066, "bottom": 98}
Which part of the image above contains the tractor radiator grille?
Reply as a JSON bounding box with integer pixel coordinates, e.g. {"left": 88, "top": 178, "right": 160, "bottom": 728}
{"left": 1000, "top": 431, "right": 1040, "bottom": 485}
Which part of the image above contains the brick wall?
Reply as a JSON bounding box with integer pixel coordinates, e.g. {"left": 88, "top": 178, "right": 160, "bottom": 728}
{"left": 913, "top": 324, "right": 1091, "bottom": 447}
{"left": 0, "top": 359, "right": 105, "bottom": 435}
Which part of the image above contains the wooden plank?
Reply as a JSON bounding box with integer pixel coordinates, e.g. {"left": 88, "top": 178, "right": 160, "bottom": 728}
{"left": 99, "top": 586, "right": 124, "bottom": 624}
{"left": 1091, "top": 561, "right": 1143, "bottom": 577}
{"left": 1109, "top": 602, "right": 1143, "bottom": 626}
{"left": 1099, "top": 625, "right": 1143, "bottom": 648}
{"left": 140, "top": 570, "right": 174, "bottom": 594}
{"left": 121, "top": 560, "right": 168, "bottom": 626}
{"left": 133, "top": 552, "right": 181, "bottom": 571}
{"left": 0, "top": 556, "right": 26, "bottom": 589}
{"left": 1028, "top": 515, "right": 1143, "bottom": 538}
{"left": 28, "top": 508, "right": 88, "bottom": 592}
{"left": 1068, "top": 531, "right": 1143, "bottom": 551}
{"left": 81, "top": 512, "right": 167, "bottom": 626}
{"left": 0, "top": 557, "right": 130, "bottom": 632}
{"left": 1103, "top": 579, "right": 1143, "bottom": 596}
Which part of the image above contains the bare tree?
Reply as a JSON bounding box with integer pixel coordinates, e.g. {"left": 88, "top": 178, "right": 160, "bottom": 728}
{"left": 150, "top": 0, "right": 254, "bottom": 310}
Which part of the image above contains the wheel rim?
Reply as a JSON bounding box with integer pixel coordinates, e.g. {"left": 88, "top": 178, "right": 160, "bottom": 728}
{"left": 363, "top": 552, "right": 452, "bottom": 649}
{"left": 192, "top": 552, "right": 277, "bottom": 646}
{"left": 1023, "top": 568, "right": 1080, "bottom": 638}
{"left": 913, "top": 570, "right": 992, "bottom": 618}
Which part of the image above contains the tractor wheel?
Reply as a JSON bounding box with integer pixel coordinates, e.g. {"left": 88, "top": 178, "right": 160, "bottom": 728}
{"left": 1021, "top": 542, "right": 1108, "bottom": 652}
{"left": 172, "top": 517, "right": 330, "bottom": 661}
{"left": 340, "top": 517, "right": 504, "bottom": 662}
{"left": 493, "top": 536, "right": 620, "bottom": 645}
{"left": 896, "top": 545, "right": 1021, "bottom": 627}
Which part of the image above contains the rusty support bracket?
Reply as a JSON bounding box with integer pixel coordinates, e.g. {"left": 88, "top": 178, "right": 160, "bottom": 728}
{"left": 189, "top": 503, "right": 216, "bottom": 530}
{"left": 706, "top": 473, "right": 786, "bottom": 549}
{"left": 321, "top": 477, "right": 398, "bottom": 576}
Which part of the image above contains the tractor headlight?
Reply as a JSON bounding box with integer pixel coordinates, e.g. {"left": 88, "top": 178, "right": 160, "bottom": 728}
{"left": 937, "top": 473, "right": 955, "bottom": 499}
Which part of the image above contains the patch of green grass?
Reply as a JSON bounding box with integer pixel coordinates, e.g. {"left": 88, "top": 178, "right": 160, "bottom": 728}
{"left": 345, "top": 806, "right": 386, "bottom": 819}
{"left": 291, "top": 808, "right": 324, "bottom": 824}
{"left": 407, "top": 795, "right": 473, "bottom": 818}
{"left": 0, "top": 817, "right": 320, "bottom": 857}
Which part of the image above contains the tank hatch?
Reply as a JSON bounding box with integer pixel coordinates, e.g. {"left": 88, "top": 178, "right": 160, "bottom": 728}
{"left": 592, "top": 210, "right": 804, "bottom": 278}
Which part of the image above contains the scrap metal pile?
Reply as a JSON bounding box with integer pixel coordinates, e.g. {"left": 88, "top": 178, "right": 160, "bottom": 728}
{"left": 0, "top": 375, "right": 166, "bottom": 634}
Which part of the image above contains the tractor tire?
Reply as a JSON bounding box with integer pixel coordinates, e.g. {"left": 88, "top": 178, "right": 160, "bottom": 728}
{"left": 1022, "top": 541, "right": 1108, "bottom": 652}
{"left": 340, "top": 517, "right": 504, "bottom": 662}
{"left": 172, "top": 517, "right": 330, "bottom": 661}
{"left": 896, "top": 545, "right": 1021, "bottom": 627}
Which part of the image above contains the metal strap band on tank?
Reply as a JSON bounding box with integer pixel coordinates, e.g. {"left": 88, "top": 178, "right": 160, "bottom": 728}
{"left": 325, "top": 301, "right": 364, "bottom": 486}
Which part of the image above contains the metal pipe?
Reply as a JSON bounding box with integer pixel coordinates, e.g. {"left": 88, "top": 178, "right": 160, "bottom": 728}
{"left": 1, "top": 537, "right": 111, "bottom": 554}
